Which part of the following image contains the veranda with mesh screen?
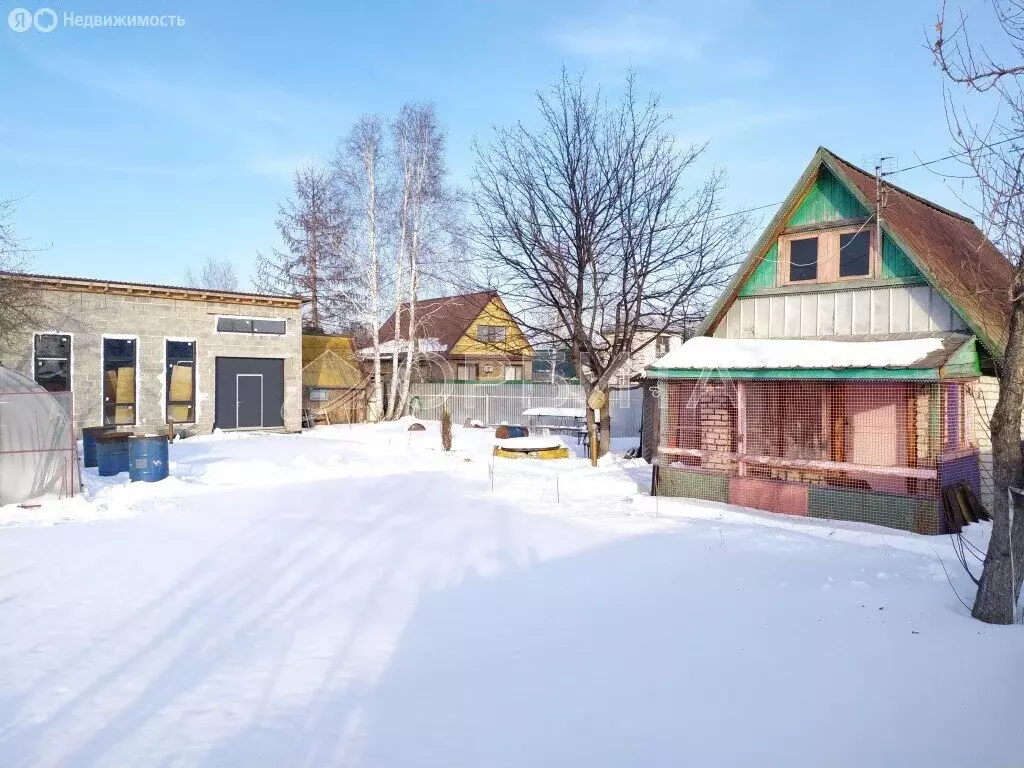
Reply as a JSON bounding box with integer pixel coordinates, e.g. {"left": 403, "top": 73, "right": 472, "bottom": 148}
{"left": 654, "top": 378, "right": 980, "bottom": 534}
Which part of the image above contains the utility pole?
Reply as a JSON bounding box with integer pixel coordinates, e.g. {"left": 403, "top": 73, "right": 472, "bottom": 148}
{"left": 874, "top": 155, "right": 893, "bottom": 256}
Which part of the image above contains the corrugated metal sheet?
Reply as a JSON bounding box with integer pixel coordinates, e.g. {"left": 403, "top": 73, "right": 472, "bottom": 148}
{"left": 714, "top": 284, "right": 968, "bottom": 339}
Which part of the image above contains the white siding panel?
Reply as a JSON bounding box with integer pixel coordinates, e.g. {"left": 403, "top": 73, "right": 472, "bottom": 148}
{"left": 800, "top": 294, "right": 817, "bottom": 336}
{"left": 929, "top": 287, "right": 952, "bottom": 331}
{"left": 783, "top": 295, "right": 802, "bottom": 337}
{"left": 890, "top": 287, "right": 910, "bottom": 333}
{"left": 852, "top": 290, "right": 871, "bottom": 334}
{"left": 834, "top": 292, "right": 853, "bottom": 335}
{"left": 739, "top": 300, "right": 755, "bottom": 338}
{"left": 870, "top": 289, "right": 890, "bottom": 334}
{"left": 753, "top": 296, "right": 771, "bottom": 339}
{"left": 769, "top": 296, "right": 786, "bottom": 337}
{"left": 817, "top": 292, "right": 836, "bottom": 336}
{"left": 908, "top": 286, "right": 931, "bottom": 332}
{"left": 726, "top": 304, "right": 741, "bottom": 338}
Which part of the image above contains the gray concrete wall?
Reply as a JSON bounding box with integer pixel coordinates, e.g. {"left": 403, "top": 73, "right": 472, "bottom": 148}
{"left": 0, "top": 286, "right": 303, "bottom": 435}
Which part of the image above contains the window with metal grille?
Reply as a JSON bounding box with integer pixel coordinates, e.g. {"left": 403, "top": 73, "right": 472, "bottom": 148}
{"left": 34, "top": 333, "right": 71, "bottom": 392}
{"left": 103, "top": 337, "right": 137, "bottom": 426}
{"left": 166, "top": 340, "right": 196, "bottom": 424}
{"left": 655, "top": 336, "right": 671, "bottom": 358}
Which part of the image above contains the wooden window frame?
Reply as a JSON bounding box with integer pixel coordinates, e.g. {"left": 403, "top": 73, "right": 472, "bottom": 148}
{"left": 778, "top": 225, "right": 878, "bottom": 286}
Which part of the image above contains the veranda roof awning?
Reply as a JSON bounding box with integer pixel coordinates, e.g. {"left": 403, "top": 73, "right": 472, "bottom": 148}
{"left": 645, "top": 334, "right": 979, "bottom": 380}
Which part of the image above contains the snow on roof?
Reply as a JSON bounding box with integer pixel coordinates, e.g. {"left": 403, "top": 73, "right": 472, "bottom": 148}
{"left": 358, "top": 338, "right": 448, "bottom": 357}
{"left": 648, "top": 336, "right": 948, "bottom": 371}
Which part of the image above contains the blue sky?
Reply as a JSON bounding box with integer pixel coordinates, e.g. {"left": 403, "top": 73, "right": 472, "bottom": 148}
{"left": 0, "top": 0, "right": 987, "bottom": 290}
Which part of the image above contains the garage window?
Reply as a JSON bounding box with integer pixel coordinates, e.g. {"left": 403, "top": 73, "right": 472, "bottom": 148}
{"left": 167, "top": 340, "right": 196, "bottom": 423}
{"left": 34, "top": 333, "right": 71, "bottom": 392}
{"left": 216, "top": 317, "right": 286, "bottom": 334}
{"left": 103, "top": 337, "right": 136, "bottom": 425}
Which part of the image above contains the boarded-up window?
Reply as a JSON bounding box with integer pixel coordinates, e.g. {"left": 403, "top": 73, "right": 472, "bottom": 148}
{"left": 103, "top": 338, "right": 136, "bottom": 426}
{"left": 166, "top": 340, "right": 196, "bottom": 423}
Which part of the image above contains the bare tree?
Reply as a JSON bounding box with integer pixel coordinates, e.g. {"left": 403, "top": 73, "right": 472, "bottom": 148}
{"left": 184, "top": 257, "right": 239, "bottom": 292}
{"left": 391, "top": 103, "right": 447, "bottom": 419}
{"left": 930, "top": 1, "right": 1024, "bottom": 624}
{"left": 253, "top": 164, "right": 356, "bottom": 333}
{"left": 335, "top": 115, "right": 386, "bottom": 420}
{"left": 335, "top": 104, "right": 458, "bottom": 421}
{"left": 472, "top": 71, "right": 745, "bottom": 458}
{"left": 0, "top": 199, "right": 41, "bottom": 347}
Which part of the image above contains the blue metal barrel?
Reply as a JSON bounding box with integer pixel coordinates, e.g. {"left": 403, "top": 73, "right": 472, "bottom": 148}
{"left": 506, "top": 425, "right": 530, "bottom": 438}
{"left": 82, "top": 426, "right": 114, "bottom": 468}
{"left": 128, "top": 434, "right": 169, "bottom": 482}
{"left": 96, "top": 433, "right": 131, "bottom": 476}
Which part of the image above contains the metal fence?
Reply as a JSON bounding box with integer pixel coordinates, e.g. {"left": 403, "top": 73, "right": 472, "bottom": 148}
{"left": 406, "top": 381, "right": 643, "bottom": 440}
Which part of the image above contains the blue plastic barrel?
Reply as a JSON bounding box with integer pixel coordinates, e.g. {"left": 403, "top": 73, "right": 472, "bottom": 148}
{"left": 506, "top": 425, "right": 529, "bottom": 438}
{"left": 128, "top": 434, "right": 169, "bottom": 482}
{"left": 96, "top": 433, "right": 131, "bottom": 476}
{"left": 82, "top": 426, "right": 114, "bottom": 468}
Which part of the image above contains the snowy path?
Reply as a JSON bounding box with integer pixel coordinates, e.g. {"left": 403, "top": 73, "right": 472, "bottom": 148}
{"left": 0, "top": 423, "right": 1020, "bottom": 767}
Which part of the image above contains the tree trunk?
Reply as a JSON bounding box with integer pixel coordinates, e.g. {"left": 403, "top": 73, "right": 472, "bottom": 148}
{"left": 973, "top": 268, "right": 1024, "bottom": 623}
{"left": 599, "top": 401, "right": 611, "bottom": 458}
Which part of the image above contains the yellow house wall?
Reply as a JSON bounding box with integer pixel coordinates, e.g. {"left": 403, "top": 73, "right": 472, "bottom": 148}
{"left": 450, "top": 298, "right": 534, "bottom": 358}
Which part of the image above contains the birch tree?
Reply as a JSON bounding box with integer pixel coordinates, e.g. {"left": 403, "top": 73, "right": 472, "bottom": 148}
{"left": 472, "top": 71, "right": 744, "bottom": 456}
{"left": 392, "top": 103, "right": 446, "bottom": 418}
{"left": 335, "top": 116, "right": 386, "bottom": 420}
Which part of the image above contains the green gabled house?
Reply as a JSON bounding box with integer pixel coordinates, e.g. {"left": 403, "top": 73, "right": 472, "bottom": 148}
{"left": 646, "top": 147, "right": 1013, "bottom": 534}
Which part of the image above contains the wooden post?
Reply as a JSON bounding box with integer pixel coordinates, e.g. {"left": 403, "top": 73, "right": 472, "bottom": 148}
{"left": 736, "top": 381, "right": 747, "bottom": 476}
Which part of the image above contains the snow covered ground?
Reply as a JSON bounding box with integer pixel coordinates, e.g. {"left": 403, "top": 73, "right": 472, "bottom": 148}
{"left": 0, "top": 421, "right": 1019, "bottom": 767}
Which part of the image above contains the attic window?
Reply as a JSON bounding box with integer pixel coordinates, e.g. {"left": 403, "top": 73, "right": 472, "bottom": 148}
{"left": 839, "top": 231, "right": 871, "bottom": 277}
{"left": 788, "top": 237, "right": 818, "bottom": 282}
{"left": 779, "top": 225, "right": 876, "bottom": 285}
{"left": 478, "top": 325, "right": 506, "bottom": 343}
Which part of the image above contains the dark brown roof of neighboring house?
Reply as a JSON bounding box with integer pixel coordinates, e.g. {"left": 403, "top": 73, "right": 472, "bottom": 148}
{"left": 1, "top": 271, "right": 304, "bottom": 308}
{"left": 826, "top": 150, "right": 1013, "bottom": 355}
{"left": 378, "top": 290, "right": 502, "bottom": 350}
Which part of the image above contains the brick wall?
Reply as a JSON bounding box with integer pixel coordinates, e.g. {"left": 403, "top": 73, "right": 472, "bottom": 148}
{"left": 0, "top": 285, "right": 303, "bottom": 435}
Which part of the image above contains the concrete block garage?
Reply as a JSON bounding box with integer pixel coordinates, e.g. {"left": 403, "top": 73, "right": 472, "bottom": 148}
{"left": 0, "top": 273, "right": 304, "bottom": 435}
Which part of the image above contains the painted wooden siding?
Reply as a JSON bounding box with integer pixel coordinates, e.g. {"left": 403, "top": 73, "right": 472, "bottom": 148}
{"left": 787, "top": 168, "right": 867, "bottom": 226}
{"left": 450, "top": 297, "right": 534, "bottom": 357}
{"left": 881, "top": 233, "right": 923, "bottom": 279}
{"left": 714, "top": 284, "right": 968, "bottom": 339}
{"left": 738, "top": 242, "right": 778, "bottom": 296}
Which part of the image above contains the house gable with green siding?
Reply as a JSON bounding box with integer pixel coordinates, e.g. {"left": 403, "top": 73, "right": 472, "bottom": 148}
{"left": 645, "top": 147, "right": 1014, "bottom": 534}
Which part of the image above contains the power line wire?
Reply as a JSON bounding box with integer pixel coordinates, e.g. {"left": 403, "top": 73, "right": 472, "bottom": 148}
{"left": 883, "top": 135, "right": 1021, "bottom": 176}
